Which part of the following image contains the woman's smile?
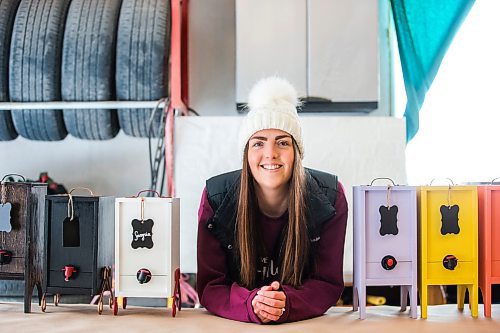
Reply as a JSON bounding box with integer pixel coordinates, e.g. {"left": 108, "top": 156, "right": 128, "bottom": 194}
{"left": 260, "top": 164, "right": 283, "bottom": 171}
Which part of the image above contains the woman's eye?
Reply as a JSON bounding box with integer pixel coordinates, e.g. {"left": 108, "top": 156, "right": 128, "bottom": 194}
{"left": 252, "top": 141, "right": 263, "bottom": 148}
{"left": 278, "top": 140, "right": 290, "bottom": 147}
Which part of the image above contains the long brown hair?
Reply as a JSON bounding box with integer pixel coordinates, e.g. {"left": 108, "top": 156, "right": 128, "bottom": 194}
{"left": 236, "top": 140, "right": 308, "bottom": 289}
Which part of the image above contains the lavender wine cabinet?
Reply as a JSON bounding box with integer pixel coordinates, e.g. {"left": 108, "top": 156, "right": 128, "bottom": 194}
{"left": 353, "top": 183, "right": 418, "bottom": 319}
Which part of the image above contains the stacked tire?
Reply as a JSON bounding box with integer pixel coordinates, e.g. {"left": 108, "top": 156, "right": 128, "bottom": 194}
{"left": 9, "top": 0, "right": 70, "bottom": 141}
{"left": 62, "top": 0, "right": 121, "bottom": 140}
{"left": 0, "top": 0, "right": 20, "bottom": 141}
{"left": 0, "top": 0, "right": 170, "bottom": 141}
{"left": 116, "top": 0, "right": 170, "bottom": 138}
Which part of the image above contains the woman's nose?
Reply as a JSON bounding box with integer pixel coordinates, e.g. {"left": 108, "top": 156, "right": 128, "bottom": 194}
{"left": 264, "top": 143, "right": 278, "bottom": 158}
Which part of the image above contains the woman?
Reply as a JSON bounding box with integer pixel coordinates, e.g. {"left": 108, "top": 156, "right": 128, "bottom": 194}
{"left": 196, "top": 77, "right": 348, "bottom": 324}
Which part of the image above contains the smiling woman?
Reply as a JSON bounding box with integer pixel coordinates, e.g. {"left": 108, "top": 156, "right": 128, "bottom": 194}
{"left": 196, "top": 77, "right": 348, "bottom": 324}
{"left": 247, "top": 129, "right": 295, "bottom": 217}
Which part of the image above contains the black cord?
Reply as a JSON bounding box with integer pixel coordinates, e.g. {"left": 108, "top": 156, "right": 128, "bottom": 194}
{"left": 153, "top": 111, "right": 165, "bottom": 196}
{"left": 147, "top": 99, "right": 167, "bottom": 197}
{"left": 188, "top": 107, "right": 199, "bottom": 116}
{"left": 155, "top": 115, "right": 166, "bottom": 196}
{"left": 147, "top": 100, "right": 162, "bottom": 188}
{"left": 148, "top": 123, "right": 154, "bottom": 189}
{"left": 159, "top": 150, "right": 166, "bottom": 196}
{"left": 148, "top": 100, "right": 194, "bottom": 197}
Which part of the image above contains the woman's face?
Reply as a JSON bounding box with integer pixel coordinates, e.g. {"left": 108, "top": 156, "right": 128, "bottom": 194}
{"left": 247, "top": 129, "right": 295, "bottom": 192}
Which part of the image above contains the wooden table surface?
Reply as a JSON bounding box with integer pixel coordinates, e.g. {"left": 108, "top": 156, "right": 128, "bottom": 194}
{"left": 1, "top": 302, "right": 499, "bottom": 333}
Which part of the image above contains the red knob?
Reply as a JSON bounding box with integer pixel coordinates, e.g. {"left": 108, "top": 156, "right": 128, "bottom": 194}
{"left": 62, "top": 265, "right": 77, "bottom": 281}
{"left": 0, "top": 250, "right": 13, "bottom": 265}
{"left": 381, "top": 255, "right": 397, "bottom": 270}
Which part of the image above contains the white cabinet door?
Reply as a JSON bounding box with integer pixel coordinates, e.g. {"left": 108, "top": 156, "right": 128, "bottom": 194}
{"left": 236, "top": 0, "right": 379, "bottom": 105}
{"left": 236, "top": 0, "right": 307, "bottom": 102}
{"left": 308, "top": 0, "right": 379, "bottom": 102}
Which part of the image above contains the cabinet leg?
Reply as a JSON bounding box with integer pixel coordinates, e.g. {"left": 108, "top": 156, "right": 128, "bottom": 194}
{"left": 480, "top": 284, "right": 492, "bottom": 318}
{"left": 41, "top": 293, "right": 47, "bottom": 312}
{"left": 410, "top": 285, "right": 418, "bottom": 319}
{"left": 420, "top": 285, "right": 428, "bottom": 319}
{"left": 24, "top": 281, "right": 33, "bottom": 313}
{"left": 353, "top": 285, "right": 359, "bottom": 311}
{"left": 400, "top": 285, "right": 408, "bottom": 312}
{"left": 175, "top": 268, "right": 182, "bottom": 312}
{"left": 169, "top": 297, "right": 177, "bottom": 317}
{"left": 358, "top": 286, "right": 366, "bottom": 320}
{"left": 469, "top": 285, "right": 478, "bottom": 318}
{"left": 36, "top": 282, "right": 43, "bottom": 306}
{"left": 457, "top": 285, "right": 466, "bottom": 311}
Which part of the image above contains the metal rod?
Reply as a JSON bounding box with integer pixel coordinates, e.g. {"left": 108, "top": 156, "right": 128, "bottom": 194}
{"left": 0, "top": 100, "right": 167, "bottom": 110}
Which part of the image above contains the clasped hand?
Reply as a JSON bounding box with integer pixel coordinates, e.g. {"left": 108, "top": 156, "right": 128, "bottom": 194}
{"left": 251, "top": 281, "right": 286, "bottom": 323}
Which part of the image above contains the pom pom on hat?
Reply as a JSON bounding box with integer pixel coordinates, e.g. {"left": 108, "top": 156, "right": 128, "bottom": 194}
{"left": 247, "top": 77, "right": 298, "bottom": 110}
{"left": 239, "top": 77, "right": 304, "bottom": 159}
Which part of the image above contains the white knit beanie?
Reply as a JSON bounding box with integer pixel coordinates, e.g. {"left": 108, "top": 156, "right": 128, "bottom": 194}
{"left": 238, "top": 77, "right": 304, "bottom": 159}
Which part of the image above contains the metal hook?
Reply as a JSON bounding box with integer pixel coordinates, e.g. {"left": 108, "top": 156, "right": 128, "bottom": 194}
{"left": 369, "top": 178, "right": 397, "bottom": 186}
{"left": 429, "top": 178, "right": 455, "bottom": 186}
{"left": 135, "top": 190, "right": 161, "bottom": 198}
{"left": 428, "top": 179, "right": 454, "bottom": 207}
{"left": 1, "top": 174, "right": 26, "bottom": 183}
{"left": 69, "top": 187, "right": 95, "bottom": 196}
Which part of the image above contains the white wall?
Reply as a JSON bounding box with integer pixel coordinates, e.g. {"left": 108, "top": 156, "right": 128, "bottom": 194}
{"left": 0, "top": 134, "right": 151, "bottom": 197}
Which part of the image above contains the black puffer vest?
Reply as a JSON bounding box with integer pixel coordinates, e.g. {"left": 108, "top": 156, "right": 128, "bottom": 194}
{"left": 205, "top": 168, "right": 338, "bottom": 283}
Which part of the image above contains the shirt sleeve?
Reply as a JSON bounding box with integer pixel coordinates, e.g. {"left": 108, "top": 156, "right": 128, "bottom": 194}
{"left": 196, "top": 187, "right": 262, "bottom": 323}
{"left": 276, "top": 181, "right": 348, "bottom": 323}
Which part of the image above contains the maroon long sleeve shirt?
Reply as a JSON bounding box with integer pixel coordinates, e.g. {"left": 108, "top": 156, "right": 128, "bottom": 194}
{"left": 196, "top": 182, "right": 348, "bottom": 323}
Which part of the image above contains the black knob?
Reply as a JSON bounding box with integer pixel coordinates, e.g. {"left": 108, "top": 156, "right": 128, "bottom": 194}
{"left": 381, "top": 255, "right": 397, "bottom": 270}
{"left": 443, "top": 255, "right": 458, "bottom": 270}
{"left": 0, "top": 250, "right": 12, "bottom": 265}
{"left": 137, "top": 268, "right": 152, "bottom": 284}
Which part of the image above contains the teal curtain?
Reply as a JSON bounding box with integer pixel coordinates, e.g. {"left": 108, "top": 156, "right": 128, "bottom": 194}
{"left": 391, "top": 0, "right": 475, "bottom": 141}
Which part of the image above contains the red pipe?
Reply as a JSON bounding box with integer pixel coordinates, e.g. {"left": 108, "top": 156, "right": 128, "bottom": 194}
{"left": 166, "top": 0, "right": 190, "bottom": 197}
{"left": 170, "top": 0, "right": 188, "bottom": 115}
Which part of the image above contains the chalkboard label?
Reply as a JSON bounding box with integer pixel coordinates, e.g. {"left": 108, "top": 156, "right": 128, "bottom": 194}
{"left": 63, "top": 216, "right": 81, "bottom": 247}
{"left": 131, "top": 219, "right": 154, "bottom": 249}
{"left": 0, "top": 203, "right": 12, "bottom": 233}
{"left": 440, "top": 205, "right": 460, "bottom": 235}
{"left": 379, "top": 205, "right": 399, "bottom": 236}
